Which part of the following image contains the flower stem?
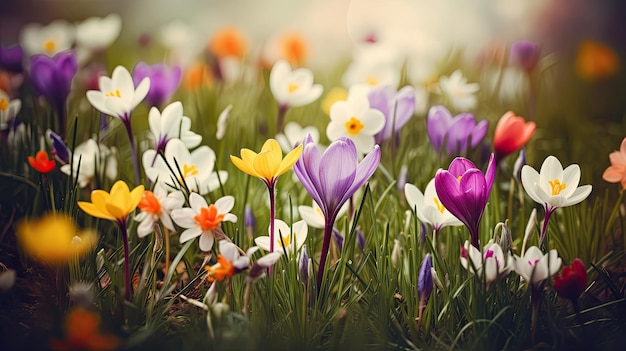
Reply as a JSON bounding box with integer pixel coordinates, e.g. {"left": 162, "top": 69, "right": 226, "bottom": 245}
{"left": 530, "top": 283, "right": 542, "bottom": 345}
{"left": 268, "top": 182, "right": 276, "bottom": 276}
{"left": 122, "top": 116, "right": 141, "bottom": 185}
{"left": 276, "top": 104, "right": 288, "bottom": 134}
{"left": 317, "top": 216, "right": 335, "bottom": 292}
{"left": 539, "top": 206, "right": 554, "bottom": 249}
{"left": 119, "top": 219, "right": 132, "bottom": 301}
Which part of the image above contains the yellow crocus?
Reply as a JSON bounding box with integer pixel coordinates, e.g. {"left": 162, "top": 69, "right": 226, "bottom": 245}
{"left": 17, "top": 213, "right": 97, "bottom": 265}
{"left": 230, "top": 139, "right": 303, "bottom": 187}
{"left": 78, "top": 180, "right": 144, "bottom": 224}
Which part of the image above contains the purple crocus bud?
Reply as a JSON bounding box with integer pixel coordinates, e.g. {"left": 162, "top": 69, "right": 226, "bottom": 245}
{"left": 299, "top": 244, "right": 309, "bottom": 284}
{"left": 132, "top": 62, "right": 182, "bottom": 107}
{"left": 435, "top": 154, "right": 496, "bottom": 249}
{"left": 30, "top": 51, "right": 77, "bottom": 113}
{"left": 245, "top": 204, "right": 255, "bottom": 239}
{"left": 332, "top": 228, "right": 344, "bottom": 252}
{"left": 0, "top": 45, "right": 24, "bottom": 73}
{"left": 426, "top": 105, "right": 488, "bottom": 156}
{"left": 418, "top": 253, "right": 433, "bottom": 300}
{"left": 368, "top": 85, "right": 415, "bottom": 144}
{"left": 512, "top": 147, "right": 526, "bottom": 183}
{"left": 46, "top": 129, "right": 70, "bottom": 164}
{"left": 509, "top": 41, "right": 541, "bottom": 73}
{"left": 356, "top": 227, "right": 365, "bottom": 250}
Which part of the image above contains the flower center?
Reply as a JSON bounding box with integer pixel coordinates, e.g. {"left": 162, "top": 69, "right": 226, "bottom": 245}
{"left": 365, "top": 75, "right": 378, "bottom": 86}
{"left": 183, "top": 163, "right": 199, "bottom": 178}
{"left": 138, "top": 191, "right": 161, "bottom": 215}
{"left": 0, "top": 98, "right": 8, "bottom": 112}
{"left": 457, "top": 176, "right": 463, "bottom": 182}
{"left": 548, "top": 179, "right": 566, "bottom": 196}
{"left": 528, "top": 259, "right": 540, "bottom": 266}
{"left": 194, "top": 205, "right": 224, "bottom": 231}
{"left": 43, "top": 39, "right": 57, "bottom": 53}
{"left": 288, "top": 83, "right": 299, "bottom": 93}
{"left": 484, "top": 249, "right": 494, "bottom": 259}
{"left": 205, "top": 255, "right": 235, "bottom": 282}
{"left": 105, "top": 89, "right": 121, "bottom": 98}
{"left": 345, "top": 117, "right": 364, "bottom": 135}
{"left": 433, "top": 197, "right": 445, "bottom": 214}
{"left": 278, "top": 233, "right": 291, "bottom": 249}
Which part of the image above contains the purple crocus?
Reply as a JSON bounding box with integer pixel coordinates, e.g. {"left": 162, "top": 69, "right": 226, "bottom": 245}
{"left": 47, "top": 130, "right": 70, "bottom": 164}
{"left": 0, "top": 45, "right": 24, "bottom": 73}
{"left": 509, "top": 41, "right": 541, "bottom": 74}
{"left": 294, "top": 134, "right": 380, "bottom": 290}
{"left": 132, "top": 62, "right": 182, "bottom": 107}
{"left": 426, "top": 105, "right": 488, "bottom": 157}
{"left": 434, "top": 154, "right": 496, "bottom": 249}
{"left": 417, "top": 253, "right": 433, "bottom": 330}
{"left": 30, "top": 51, "right": 78, "bottom": 137}
{"left": 368, "top": 85, "right": 415, "bottom": 144}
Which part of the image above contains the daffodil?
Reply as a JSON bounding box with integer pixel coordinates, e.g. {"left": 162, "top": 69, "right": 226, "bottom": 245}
{"left": 17, "top": 213, "right": 97, "bottom": 265}
{"left": 204, "top": 240, "right": 250, "bottom": 282}
{"left": 521, "top": 155, "right": 592, "bottom": 246}
{"left": 78, "top": 180, "right": 144, "bottom": 300}
{"left": 255, "top": 219, "right": 308, "bottom": 257}
{"left": 231, "top": 138, "right": 302, "bottom": 263}
{"left": 326, "top": 93, "right": 385, "bottom": 154}
{"left": 135, "top": 185, "right": 185, "bottom": 238}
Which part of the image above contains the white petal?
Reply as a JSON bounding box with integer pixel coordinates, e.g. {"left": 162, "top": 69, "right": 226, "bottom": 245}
{"left": 179, "top": 227, "right": 202, "bottom": 243}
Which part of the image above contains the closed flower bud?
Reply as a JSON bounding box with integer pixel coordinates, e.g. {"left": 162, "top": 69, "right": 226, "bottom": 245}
{"left": 553, "top": 258, "right": 587, "bottom": 302}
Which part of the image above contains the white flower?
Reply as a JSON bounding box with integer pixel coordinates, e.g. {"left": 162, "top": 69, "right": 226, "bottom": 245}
{"left": 143, "top": 138, "right": 227, "bottom": 195}
{"left": 275, "top": 122, "right": 319, "bottom": 153}
{"left": 298, "top": 201, "right": 348, "bottom": 229}
{"left": 60, "top": 138, "right": 117, "bottom": 188}
{"left": 326, "top": 94, "right": 385, "bottom": 153}
{"left": 404, "top": 179, "right": 463, "bottom": 232}
{"left": 75, "top": 13, "right": 122, "bottom": 63}
{"left": 254, "top": 219, "right": 307, "bottom": 257}
{"left": 512, "top": 246, "right": 561, "bottom": 286}
{"left": 269, "top": 60, "right": 323, "bottom": 108}
{"left": 521, "top": 155, "right": 592, "bottom": 212}
{"left": 159, "top": 21, "right": 203, "bottom": 69}
{"left": 135, "top": 185, "right": 185, "bottom": 238}
{"left": 148, "top": 101, "right": 202, "bottom": 152}
{"left": 460, "top": 240, "right": 512, "bottom": 284}
{"left": 204, "top": 240, "right": 251, "bottom": 281}
{"left": 20, "top": 19, "right": 75, "bottom": 57}
{"left": 86, "top": 65, "right": 150, "bottom": 122}
{"left": 215, "top": 104, "right": 233, "bottom": 141}
{"left": 438, "top": 70, "right": 479, "bottom": 111}
{"left": 342, "top": 43, "right": 402, "bottom": 93}
{"left": 171, "top": 193, "right": 237, "bottom": 252}
{"left": 0, "top": 90, "right": 21, "bottom": 130}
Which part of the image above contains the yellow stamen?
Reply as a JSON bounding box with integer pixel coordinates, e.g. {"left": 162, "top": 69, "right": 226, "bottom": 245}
{"left": 43, "top": 40, "right": 56, "bottom": 53}
{"left": 288, "top": 83, "right": 299, "bottom": 93}
{"left": 433, "top": 197, "right": 445, "bottom": 214}
{"left": 365, "top": 75, "right": 378, "bottom": 86}
{"left": 345, "top": 117, "right": 364, "bottom": 135}
{"left": 105, "top": 89, "right": 121, "bottom": 98}
{"left": 0, "top": 98, "right": 8, "bottom": 112}
{"left": 280, "top": 234, "right": 291, "bottom": 249}
{"left": 457, "top": 176, "right": 462, "bottom": 182}
{"left": 548, "top": 179, "right": 567, "bottom": 196}
{"left": 183, "top": 164, "right": 199, "bottom": 178}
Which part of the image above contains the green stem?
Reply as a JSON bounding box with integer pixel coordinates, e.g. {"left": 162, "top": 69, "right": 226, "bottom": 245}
{"left": 119, "top": 219, "right": 132, "bottom": 301}
{"left": 268, "top": 182, "right": 276, "bottom": 276}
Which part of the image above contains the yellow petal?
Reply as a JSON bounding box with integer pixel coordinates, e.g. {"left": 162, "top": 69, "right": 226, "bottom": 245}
{"left": 231, "top": 154, "right": 259, "bottom": 178}
{"left": 105, "top": 202, "right": 128, "bottom": 221}
{"left": 239, "top": 148, "right": 258, "bottom": 163}
{"left": 253, "top": 149, "right": 281, "bottom": 181}
{"left": 90, "top": 190, "right": 111, "bottom": 216}
{"left": 261, "top": 139, "right": 282, "bottom": 154}
{"left": 276, "top": 143, "right": 303, "bottom": 177}
{"left": 78, "top": 201, "right": 115, "bottom": 220}
{"left": 128, "top": 185, "right": 145, "bottom": 213}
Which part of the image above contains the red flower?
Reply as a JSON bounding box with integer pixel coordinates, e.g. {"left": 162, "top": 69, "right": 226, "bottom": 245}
{"left": 28, "top": 150, "right": 56, "bottom": 173}
{"left": 493, "top": 111, "right": 536, "bottom": 161}
{"left": 553, "top": 258, "right": 587, "bottom": 301}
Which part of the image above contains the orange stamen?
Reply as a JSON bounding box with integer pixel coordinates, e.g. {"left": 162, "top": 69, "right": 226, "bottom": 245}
{"left": 138, "top": 191, "right": 161, "bottom": 215}
{"left": 345, "top": 117, "right": 364, "bottom": 135}
{"left": 205, "top": 255, "right": 235, "bottom": 282}
{"left": 194, "top": 205, "right": 224, "bottom": 231}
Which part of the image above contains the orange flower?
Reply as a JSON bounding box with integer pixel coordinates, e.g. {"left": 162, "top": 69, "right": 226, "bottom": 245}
{"left": 603, "top": 137, "right": 626, "bottom": 190}
{"left": 182, "top": 62, "right": 213, "bottom": 92}
{"left": 209, "top": 27, "right": 247, "bottom": 59}
{"left": 493, "top": 111, "right": 536, "bottom": 160}
{"left": 280, "top": 33, "right": 308, "bottom": 67}
{"left": 28, "top": 150, "right": 56, "bottom": 173}
{"left": 50, "top": 308, "right": 120, "bottom": 351}
{"left": 576, "top": 40, "right": 619, "bottom": 81}
{"left": 205, "top": 255, "right": 235, "bottom": 282}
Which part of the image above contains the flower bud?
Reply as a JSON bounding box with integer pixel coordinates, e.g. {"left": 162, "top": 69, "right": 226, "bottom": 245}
{"left": 553, "top": 258, "right": 587, "bottom": 302}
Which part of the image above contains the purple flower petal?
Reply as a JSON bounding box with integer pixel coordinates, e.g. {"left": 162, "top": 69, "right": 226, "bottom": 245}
{"left": 393, "top": 86, "right": 416, "bottom": 131}
{"left": 426, "top": 105, "right": 452, "bottom": 152}
{"left": 319, "top": 138, "right": 358, "bottom": 213}
{"left": 470, "top": 119, "right": 489, "bottom": 148}
{"left": 418, "top": 253, "right": 433, "bottom": 299}
{"left": 448, "top": 157, "right": 477, "bottom": 177}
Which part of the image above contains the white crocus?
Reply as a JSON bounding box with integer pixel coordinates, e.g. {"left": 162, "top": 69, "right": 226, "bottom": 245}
{"left": 460, "top": 240, "right": 512, "bottom": 285}
{"left": 135, "top": 185, "right": 185, "bottom": 238}
{"left": 512, "top": 246, "right": 561, "bottom": 286}
{"left": 75, "top": 13, "right": 122, "bottom": 64}
{"left": 255, "top": 219, "right": 308, "bottom": 257}
{"left": 215, "top": 104, "right": 233, "bottom": 140}
{"left": 275, "top": 122, "right": 320, "bottom": 153}
{"left": 404, "top": 179, "right": 463, "bottom": 232}
{"left": 0, "top": 90, "right": 21, "bottom": 130}
{"left": 326, "top": 93, "right": 385, "bottom": 154}
{"left": 60, "top": 138, "right": 117, "bottom": 188}
{"left": 298, "top": 201, "right": 348, "bottom": 229}
{"left": 86, "top": 65, "right": 150, "bottom": 122}
{"left": 171, "top": 193, "right": 237, "bottom": 252}
{"left": 521, "top": 155, "right": 592, "bottom": 213}
{"left": 269, "top": 60, "right": 323, "bottom": 108}
{"left": 438, "top": 70, "right": 479, "bottom": 111}
{"left": 148, "top": 101, "right": 202, "bottom": 152}
{"left": 143, "top": 138, "right": 227, "bottom": 195}
{"left": 20, "top": 19, "right": 75, "bottom": 57}
{"left": 342, "top": 43, "right": 402, "bottom": 95}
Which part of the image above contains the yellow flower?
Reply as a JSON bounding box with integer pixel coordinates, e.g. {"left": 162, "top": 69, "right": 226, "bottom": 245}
{"left": 78, "top": 180, "right": 144, "bottom": 223}
{"left": 230, "top": 139, "right": 302, "bottom": 187}
{"left": 17, "top": 213, "right": 97, "bottom": 265}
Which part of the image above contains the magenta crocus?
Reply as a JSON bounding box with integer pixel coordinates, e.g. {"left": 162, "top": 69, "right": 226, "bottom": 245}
{"left": 509, "top": 41, "right": 541, "bottom": 74}
{"left": 30, "top": 51, "right": 78, "bottom": 137}
{"left": 0, "top": 44, "right": 24, "bottom": 73}
{"left": 294, "top": 134, "right": 380, "bottom": 291}
{"left": 368, "top": 85, "right": 415, "bottom": 144}
{"left": 434, "top": 154, "right": 496, "bottom": 248}
{"left": 426, "top": 105, "right": 488, "bottom": 157}
{"left": 132, "top": 62, "right": 182, "bottom": 107}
